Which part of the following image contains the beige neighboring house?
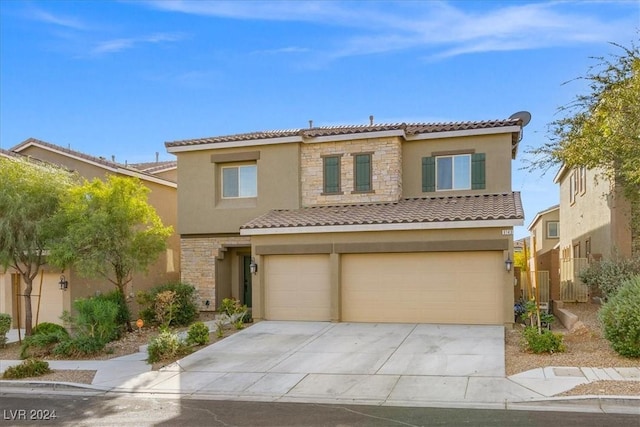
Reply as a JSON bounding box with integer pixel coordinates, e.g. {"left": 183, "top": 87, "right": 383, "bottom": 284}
{"left": 527, "top": 205, "right": 560, "bottom": 302}
{"left": 554, "top": 166, "right": 633, "bottom": 261}
{"left": 553, "top": 165, "right": 634, "bottom": 302}
{"left": 166, "top": 117, "right": 527, "bottom": 325}
{"left": 0, "top": 139, "right": 179, "bottom": 327}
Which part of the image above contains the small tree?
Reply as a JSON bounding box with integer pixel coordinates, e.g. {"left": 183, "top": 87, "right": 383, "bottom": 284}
{"left": 50, "top": 176, "right": 172, "bottom": 331}
{"left": 0, "top": 157, "right": 76, "bottom": 335}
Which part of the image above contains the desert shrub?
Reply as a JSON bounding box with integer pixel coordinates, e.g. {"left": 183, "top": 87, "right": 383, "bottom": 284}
{"left": 68, "top": 297, "right": 120, "bottom": 345}
{"left": 32, "top": 322, "right": 68, "bottom": 337}
{"left": 522, "top": 326, "right": 566, "bottom": 354}
{"left": 154, "top": 290, "right": 177, "bottom": 328}
{"left": 53, "top": 335, "right": 105, "bottom": 357}
{"left": 138, "top": 282, "right": 198, "bottom": 327}
{"left": 2, "top": 359, "right": 51, "bottom": 379}
{"left": 579, "top": 256, "right": 640, "bottom": 300}
{"left": 94, "top": 290, "right": 131, "bottom": 333}
{"left": 19, "top": 329, "right": 69, "bottom": 359}
{"left": 147, "top": 329, "right": 187, "bottom": 363}
{"left": 0, "top": 313, "right": 11, "bottom": 348}
{"left": 598, "top": 275, "right": 640, "bottom": 357}
{"left": 219, "top": 298, "right": 250, "bottom": 324}
{"left": 186, "top": 321, "right": 210, "bottom": 346}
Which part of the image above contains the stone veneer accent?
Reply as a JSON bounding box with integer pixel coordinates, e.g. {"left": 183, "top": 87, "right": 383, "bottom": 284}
{"left": 301, "top": 137, "right": 402, "bottom": 206}
{"left": 180, "top": 235, "right": 251, "bottom": 311}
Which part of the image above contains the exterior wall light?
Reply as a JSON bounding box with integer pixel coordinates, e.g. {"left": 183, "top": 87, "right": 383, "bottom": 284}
{"left": 505, "top": 256, "right": 513, "bottom": 272}
{"left": 59, "top": 275, "right": 69, "bottom": 291}
{"left": 249, "top": 257, "right": 258, "bottom": 275}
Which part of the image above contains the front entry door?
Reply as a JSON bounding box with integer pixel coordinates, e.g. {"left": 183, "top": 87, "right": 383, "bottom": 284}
{"left": 242, "top": 256, "right": 252, "bottom": 308}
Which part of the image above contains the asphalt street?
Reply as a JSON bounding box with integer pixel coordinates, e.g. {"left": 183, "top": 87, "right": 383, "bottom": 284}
{"left": 1, "top": 394, "right": 639, "bottom": 427}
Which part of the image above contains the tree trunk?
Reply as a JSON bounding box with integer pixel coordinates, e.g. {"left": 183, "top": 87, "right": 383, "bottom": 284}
{"left": 23, "top": 277, "right": 33, "bottom": 336}
{"left": 116, "top": 285, "right": 133, "bottom": 332}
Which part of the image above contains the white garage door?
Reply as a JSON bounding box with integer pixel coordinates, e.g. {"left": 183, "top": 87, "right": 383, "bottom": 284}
{"left": 342, "top": 251, "right": 503, "bottom": 324}
{"left": 264, "top": 254, "right": 331, "bottom": 321}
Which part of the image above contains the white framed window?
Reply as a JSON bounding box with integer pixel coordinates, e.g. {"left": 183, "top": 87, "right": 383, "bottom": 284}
{"left": 579, "top": 166, "right": 587, "bottom": 195}
{"left": 436, "top": 154, "right": 471, "bottom": 191}
{"left": 546, "top": 221, "right": 559, "bottom": 239}
{"left": 221, "top": 165, "right": 257, "bottom": 198}
{"left": 569, "top": 171, "right": 576, "bottom": 204}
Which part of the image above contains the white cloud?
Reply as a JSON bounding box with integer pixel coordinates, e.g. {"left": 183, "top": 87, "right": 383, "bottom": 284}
{"left": 250, "top": 46, "right": 310, "bottom": 55}
{"left": 27, "top": 6, "right": 88, "bottom": 30}
{"left": 141, "top": 0, "right": 638, "bottom": 60}
{"left": 92, "top": 33, "right": 185, "bottom": 55}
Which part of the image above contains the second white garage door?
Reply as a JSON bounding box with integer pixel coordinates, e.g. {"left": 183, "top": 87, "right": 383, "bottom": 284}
{"left": 341, "top": 251, "right": 503, "bottom": 324}
{"left": 264, "top": 254, "right": 331, "bottom": 321}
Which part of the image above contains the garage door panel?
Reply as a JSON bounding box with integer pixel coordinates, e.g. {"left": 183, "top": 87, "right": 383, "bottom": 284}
{"left": 342, "top": 252, "right": 503, "bottom": 324}
{"left": 265, "top": 255, "right": 331, "bottom": 321}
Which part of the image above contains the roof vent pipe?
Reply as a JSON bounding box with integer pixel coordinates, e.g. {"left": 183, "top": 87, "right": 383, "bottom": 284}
{"left": 369, "top": 115, "right": 374, "bottom": 125}
{"left": 156, "top": 152, "right": 159, "bottom": 163}
{"left": 309, "top": 120, "right": 313, "bottom": 129}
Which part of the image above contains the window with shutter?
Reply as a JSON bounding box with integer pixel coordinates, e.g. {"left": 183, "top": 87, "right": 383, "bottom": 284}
{"left": 354, "top": 154, "right": 372, "bottom": 192}
{"left": 323, "top": 156, "right": 341, "bottom": 194}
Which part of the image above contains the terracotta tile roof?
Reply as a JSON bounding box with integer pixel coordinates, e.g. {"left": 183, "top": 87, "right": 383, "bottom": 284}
{"left": 129, "top": 161, "right": 177, "bottom": 174}
{"left": 165, "top": 118, "right": 522, "bottom": 148}
{"left": 241, "top": 192, "right": 523, "bottom": 230}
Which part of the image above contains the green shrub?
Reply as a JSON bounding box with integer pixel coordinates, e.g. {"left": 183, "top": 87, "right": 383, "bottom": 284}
{"left": 186, "top": 321, "right": 210, "bottom": 346}
{"left": 95, "top": 291, "right": 131, "bottom": 333}
{"left": 2, "top": 358, "right": 51, "bottom": 379}
{"left": 68, "top": 297, "right": 120, "bottom": 345}
{"left": 0, "top": 313, "right": 11, "bottom": 348}
{"left": 138, "top": 282, "right": 198, "bottom": 327}
{"left": 598, "top": 275, "right": 640, "bottom": 357}
{"left": 53, "top": 335, "right": 105, "bottom": 357}
{"left": 147, "top": 329, "right": 187, "bottom": 363}
{"left": 32, "top": 322, "right": 68, "bottom": 337}
{"left": 579, "top": 256, "right": 640, "bottom": 299}
{"left": 20, "top": 329, "right": 69, "bottom": 359}
{"left": 522, "top": 326, "right": 566, "bottom": 354}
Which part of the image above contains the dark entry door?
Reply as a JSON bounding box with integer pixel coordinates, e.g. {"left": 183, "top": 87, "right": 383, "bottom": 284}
{"left": 243, "top": 256, "right": 252, "bottom": 308}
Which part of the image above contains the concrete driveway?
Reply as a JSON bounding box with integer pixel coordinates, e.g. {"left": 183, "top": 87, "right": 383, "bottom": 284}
{"left": 127, "top": 321, "right": 519, "bottom": 405}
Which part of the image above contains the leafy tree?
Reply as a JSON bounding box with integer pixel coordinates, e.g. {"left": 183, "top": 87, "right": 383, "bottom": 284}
{"left": 50, "top": 176, "right": 172, "bottom": 331}
{"left": 0, "top": 157, "right": 76, "bottom": 335}
{"left": 528, "top": 40, "right": 640, "bottom": 252}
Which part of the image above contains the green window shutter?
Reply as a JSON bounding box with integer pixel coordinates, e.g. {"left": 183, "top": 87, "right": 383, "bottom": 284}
{"left": 472, "top": 153, "right": 486, "bottom": 190}
{"left": 422, "top": 157, "right": 435, "bottom": 192}
{"left": 324, "top": 157, "right": 340, "bottom": 193}
{"left": 355, "top": 154, "right": 371, "bottom": 191}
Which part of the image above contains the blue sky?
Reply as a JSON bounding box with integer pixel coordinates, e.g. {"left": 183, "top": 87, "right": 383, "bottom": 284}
{"left": 1, "top": 1, "right": 638, "bottom": 239}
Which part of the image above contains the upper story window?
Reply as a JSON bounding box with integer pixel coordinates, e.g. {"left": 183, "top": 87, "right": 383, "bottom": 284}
{"left": 323, "top": 155, "right": 342, "bottom": 194}
{"left": 422, "top": 153, "right": 485, "bottom": 192}
{"left": 222, "top": 164, "right": 257, "bottom": 198}
{"left": 353, "top": 153, "right": 372, "bottom": 192}
{"left": 569, "top": 170, "right": 577, "bottom": 204}
{"left": 546, "top": 221, "right": 559, "bottom": 239}
{"left": 578, "top": 166, "right": 587, "bottom": 195}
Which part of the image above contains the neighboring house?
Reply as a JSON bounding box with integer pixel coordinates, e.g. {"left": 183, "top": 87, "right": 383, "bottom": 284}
{"left": 554, "top": 166, "right": 633, "bottom": 262}
{"left": 527, "top": 205, "right": 560, "bottom": 303}
{"left": 0, "top": 139, "right": 179, "bottom": 327}
{"left": 165, "top": 117, "right": 526, "bottom": 325}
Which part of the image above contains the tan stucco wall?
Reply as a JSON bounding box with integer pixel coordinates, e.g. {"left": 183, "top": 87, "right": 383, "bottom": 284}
{"left": 300, "top": 137, "right": 402, "bottom": 206}
{"left": 175, "top": 144, "right": 300, "bottom": 234}
{"left": 558, "top": 167, "right": 632, "bottom": 259}
{"left": 249, "top": 227, "right": 515, "bottom": 325}
{"left": 530, "top": 208, "right": 560, "bottom": 256}
{"left": 402, "top": 133, "right": 513, "bottom": 198}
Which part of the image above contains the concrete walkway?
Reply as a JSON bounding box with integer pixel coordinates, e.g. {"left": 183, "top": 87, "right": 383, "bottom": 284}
{"left": 1, "top": 322, "right": 639, "bottom": 415}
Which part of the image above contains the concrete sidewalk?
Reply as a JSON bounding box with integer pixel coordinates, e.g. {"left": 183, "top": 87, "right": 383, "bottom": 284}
{"left": 1, "top": 322, "right": 639, "bottom": 415}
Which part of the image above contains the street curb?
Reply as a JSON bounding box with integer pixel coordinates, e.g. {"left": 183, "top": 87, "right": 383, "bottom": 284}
{"left": 0, "top": 380, "right": 109, "bottom": 393}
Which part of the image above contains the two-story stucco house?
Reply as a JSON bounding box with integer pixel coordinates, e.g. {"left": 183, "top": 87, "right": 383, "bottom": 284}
{"left": 0, "top": 138, "right": 179, "bottom": 326}
{"left": 527, "top": 205, "right": 560, "bottom": 303}
{"left": 554, "top": 166, "right": 633, "bottom": 262}
{"left": 166, "top": 118, "right": 526, "bottom": 325}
